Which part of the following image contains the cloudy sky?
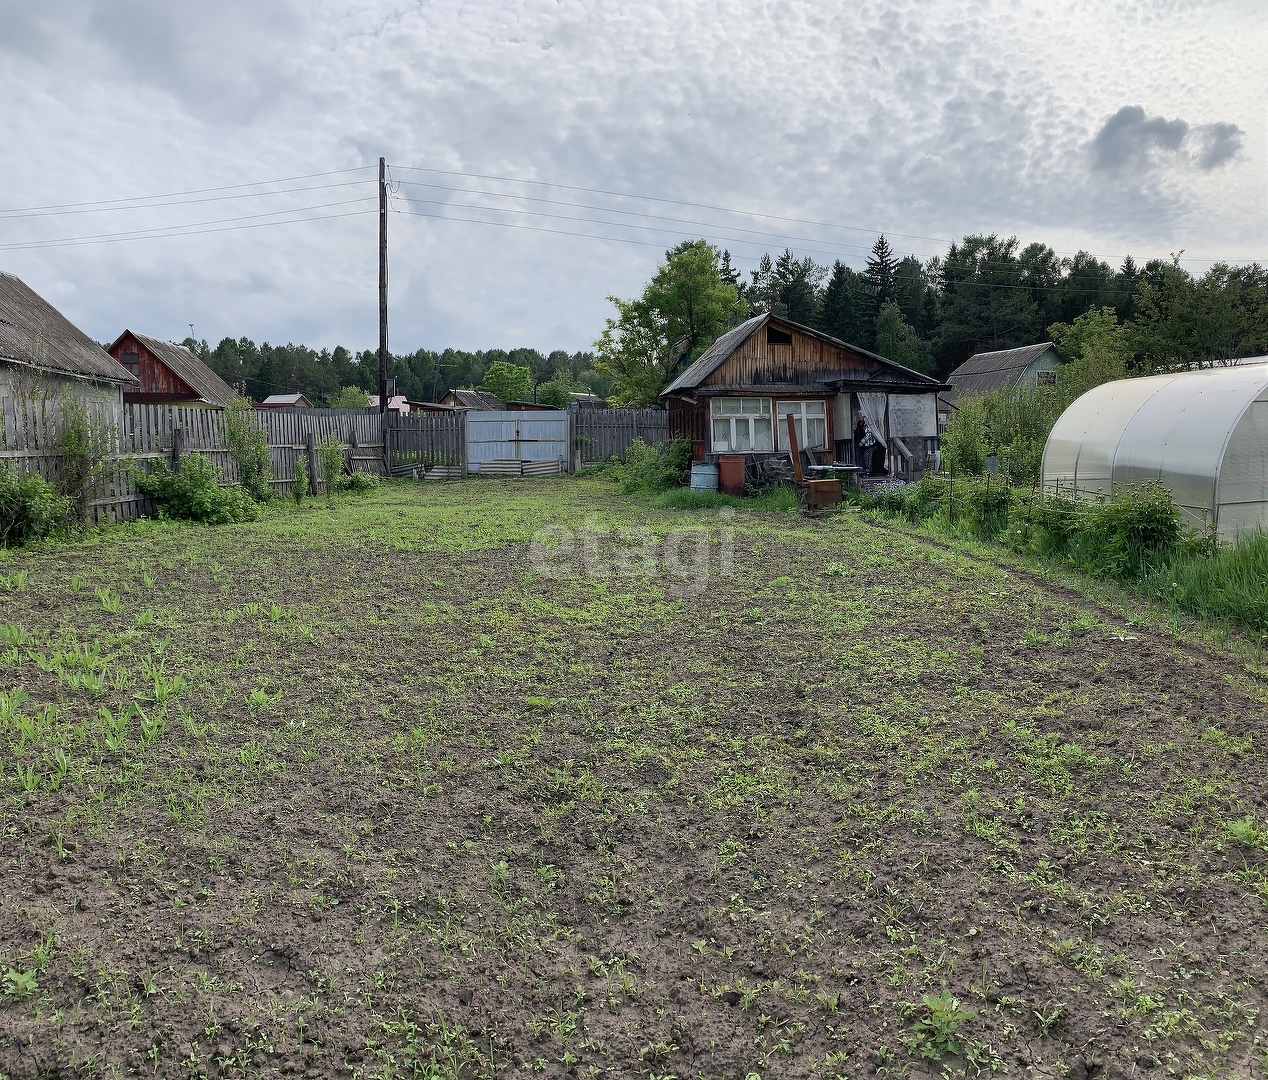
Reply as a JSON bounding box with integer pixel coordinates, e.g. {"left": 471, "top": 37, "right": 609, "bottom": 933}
{"left": 1, "top": 0, "right": 1264, "bottom": 355}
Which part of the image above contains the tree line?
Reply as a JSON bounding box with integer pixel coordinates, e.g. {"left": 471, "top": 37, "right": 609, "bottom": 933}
{"left": 182, "top": 232, "right": 1267, "bottom": 410}
{"left": 594, "top": 236, "right": 1268, "bottom": 404}
{"left": 181, "top": 337, "right": 608, "bottom": 409}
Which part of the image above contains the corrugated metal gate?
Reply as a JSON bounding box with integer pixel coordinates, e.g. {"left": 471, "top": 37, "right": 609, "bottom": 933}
{"left": 465, "top": 411, "right": 570, "bottom": 475}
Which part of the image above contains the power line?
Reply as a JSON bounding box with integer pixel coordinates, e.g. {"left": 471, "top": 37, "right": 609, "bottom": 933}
{"left": 0, "top": 179, "right": 374, "bottom": 222}
{"left": 0, "top": 206, "right": 376, "bottom": 252}
{"left": 0, "top": 197, "right": 376, "bottom": 251}
{"left": 393, "top": 205, "right": 1148, "bottom": 297}
{"left": 390, "top": 164, "right": 954, "bottom": 248}
{"left": 392, "top": 180, "right": 886, "bottom": 260}
{"left": 390, "top": 163, "right": 1247, "bottom": 268}
{"left": 0, "top": 166, "right": 376, "bottom": 216}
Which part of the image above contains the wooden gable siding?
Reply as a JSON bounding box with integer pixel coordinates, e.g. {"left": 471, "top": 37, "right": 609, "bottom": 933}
{"left": 703, "top": 325, "right": 889, "bottom": 388}
{"left": 110, "top": 334, "right": 196, "bottom": 400}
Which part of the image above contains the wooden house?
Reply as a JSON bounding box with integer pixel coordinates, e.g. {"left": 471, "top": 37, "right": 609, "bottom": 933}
{"left": 662, "top": 312, "right": 946, "bottom": 479}
{"left": 107, "top": 330, "right": 236, "bottom": 407}
{"left": 945, "top": 342, "right": 1060, "bottom": 404}
{"left": 0, "top": 272, "right": 137, "bottom": 405}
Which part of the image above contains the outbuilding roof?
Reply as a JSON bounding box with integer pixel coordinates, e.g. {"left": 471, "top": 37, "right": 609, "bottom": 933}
{"left": 946, "top": 342, "right": 1056, "bottom": 398}
{"left": 444, "top": 389, "right": 502, "bottom": 410}
{"left": 662, "top": 312, "right": 944, "bottom": 396}
{"left": 110, "top": 330, "right": 237, "bottom": 407}
{"left": 260, "top": 393, "right": 313, "bottom": 407}
{"left": 0, "top": 273, "right": 137, "bottom": 385}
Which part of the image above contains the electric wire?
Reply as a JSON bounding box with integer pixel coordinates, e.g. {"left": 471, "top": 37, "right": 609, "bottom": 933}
{"left": 0, "top": 197, "right": 375, "bottom": 249}
{"left": 0, "top": 206, "right": 376, "bottom": 252}
{"left": 0, "top": 179, "right": 375, "bottom": 221}
{"left": 0, "top": 166, "right": 376, "bottom": 216}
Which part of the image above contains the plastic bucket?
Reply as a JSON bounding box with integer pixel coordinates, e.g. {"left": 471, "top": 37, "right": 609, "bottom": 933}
{"left": 689, "top": 463, "right": 719, "bottom": 492}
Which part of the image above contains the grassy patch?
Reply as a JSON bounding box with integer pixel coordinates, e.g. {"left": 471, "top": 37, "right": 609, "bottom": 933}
{"left": 0, "top": 476, "right": 1265, "bottom": 1077}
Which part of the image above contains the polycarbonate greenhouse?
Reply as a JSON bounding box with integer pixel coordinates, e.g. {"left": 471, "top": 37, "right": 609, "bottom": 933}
{"left": 1042, "top": 360, "right": 1268, "bottom": 539}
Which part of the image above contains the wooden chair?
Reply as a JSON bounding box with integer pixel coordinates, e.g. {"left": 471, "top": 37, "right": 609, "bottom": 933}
{"left": 786, "top": 414, "right": 842, "bottom": 508}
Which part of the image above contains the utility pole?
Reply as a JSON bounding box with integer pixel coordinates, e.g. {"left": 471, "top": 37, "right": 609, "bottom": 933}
{"left": 378, "top": 156, "right": 388, "bottom": 414}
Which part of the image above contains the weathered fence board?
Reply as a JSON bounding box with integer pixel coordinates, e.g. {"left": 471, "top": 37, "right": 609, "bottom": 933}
{"left": 573, "top": 408, "right": 669, "bottom": 464}
{"left": 2, "top": 395, "right": 676, "bottom": 521}
{"left": 0, "top": 398, "right": 402, "bottom": 524}
{"left": 384, "top": 411, "right": 466, "bottom": 475}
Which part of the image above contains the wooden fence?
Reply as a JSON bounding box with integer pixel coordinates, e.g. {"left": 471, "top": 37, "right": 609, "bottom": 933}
{"left": 384, "top": 411, "right": 465, "bottom": 475}
{"left": 0, "top": 396, "right": 391, "bottom": 524}
{"left": 573, "top": 408, "right": 669, "bottom": 464}
{"left": 1, "top": 394, "right": 678, "bottom": 521}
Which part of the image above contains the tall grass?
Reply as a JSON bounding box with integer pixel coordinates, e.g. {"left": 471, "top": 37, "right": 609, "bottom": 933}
{"left": 856, "top": 475, "right": 1268, "bottom": 636}
{"left": 1155, "top": 530, "right": 1268, "bottom": 633}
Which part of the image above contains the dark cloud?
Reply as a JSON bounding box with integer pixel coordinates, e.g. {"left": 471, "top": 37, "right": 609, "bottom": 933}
{"left": 1091, "top": 104, "right": 1244, "bottom": 175}
{"left": 1191, "top": 121, "right": 1244, "bottom": 170}
{"left": 1091, "top": 105, "right": 1189, "bottom": 173}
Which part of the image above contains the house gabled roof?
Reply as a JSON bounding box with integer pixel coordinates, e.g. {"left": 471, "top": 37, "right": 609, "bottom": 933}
{"left": 444, "top": 389, "right": 502, "bottom": 409}
{"left": 260, "top": 393, "right": 313, "bottom": 407}
{"left": 946, "top": 342, "right": 1056, "bottom": 398}
{"left": 109, "top": 330, "right": 238, "bottom": 407}
{"left": 0, "top": 273, "right": 137, "bottom": 386}
{"left": 662, "top": 312, "right": 944, "bottom": 396}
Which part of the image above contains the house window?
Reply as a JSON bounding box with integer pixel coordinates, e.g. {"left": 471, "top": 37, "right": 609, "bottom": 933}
{"left": 766, "top": 326, "right": 792, "bottom": 346}
{"left": 121, "top": 351, "right": 139, "bottom": 369}
{"left": 776, "top": 400, "right": 827, "bottom": 451}
{"left": 1036, "top": 369, "right": 1057, "bottom": 387}
{"left": 710, "top": 397, "right": 773, "bottom": 453}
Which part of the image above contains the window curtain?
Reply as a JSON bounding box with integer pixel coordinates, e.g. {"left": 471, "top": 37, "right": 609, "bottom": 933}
{"left": 856, "top": 393, "right": 888, "bottom": 444}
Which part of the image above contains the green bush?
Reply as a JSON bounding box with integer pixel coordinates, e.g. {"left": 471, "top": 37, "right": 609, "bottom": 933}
{"left": 1067, "top": 484, "right": 1182, "bottom": 580}
{"left": 343, "top": 471, "right": 380, "bottom": 494}
{"left": 609, "top": 437, "right": 691, "bottom": 494}
{"left": 965, "top": 483, "right": 1015, "bottom": 540}
{"left": 0, "top": 464, "right": 73, "bottom": 546}
{"left": 135, "top": 456, "right": 257, "bottom": 525}
{"left": 224, "top": 397, "right": 272, "bottom": 502}
{"left": 292, "top": 456, "right": 309, "bottom": 505}
{"left": 316, "top": 433, "right": 344, "bottom": 497}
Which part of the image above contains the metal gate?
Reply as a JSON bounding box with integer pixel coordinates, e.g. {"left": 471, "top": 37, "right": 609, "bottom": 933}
{"left": 465, "top": 411, "right": 570, "bottom": 475}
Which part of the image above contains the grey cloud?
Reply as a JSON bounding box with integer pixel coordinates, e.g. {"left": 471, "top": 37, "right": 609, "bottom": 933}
{"left": 1091, "top": 105, "right": 1189, "bottom": 173}
{"left": 1191, "top": 121, "right": 1244, "bottom": 169}
{"left": 1091, "top": 105, "right": 1244, "bottom": 175}
{"left": 83, "top": 0, "right": 303, "bottom": 124}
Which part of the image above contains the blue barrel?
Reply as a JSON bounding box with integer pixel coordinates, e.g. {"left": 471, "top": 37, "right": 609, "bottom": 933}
{"left": 690, "top": 463, "right": 719, "bottom": 492}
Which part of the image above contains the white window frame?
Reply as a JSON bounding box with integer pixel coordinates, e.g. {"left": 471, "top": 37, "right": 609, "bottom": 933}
{"left": 710, "top": 397, "right": 773, "bottom": 453}
{"left": 775, "top": 400, "right": 828, "bottom": 452}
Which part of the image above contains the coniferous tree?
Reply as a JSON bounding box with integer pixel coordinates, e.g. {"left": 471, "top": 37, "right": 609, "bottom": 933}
{"left": 814, "top": 261, "right": 869, "bottom": 346}
{"left": 865, "top": 235, "right": 898, "bottom": 313}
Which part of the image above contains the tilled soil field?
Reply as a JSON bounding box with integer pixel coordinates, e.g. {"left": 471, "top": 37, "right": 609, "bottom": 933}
{"left": 1, "top": 477, "right": 1266, "bottom": 1079}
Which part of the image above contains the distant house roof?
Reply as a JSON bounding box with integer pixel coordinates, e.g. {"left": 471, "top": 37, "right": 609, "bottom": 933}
{"left": 570, "top": 391, "right": 606, "bottom": 408}
{"left": 0, "top": 272, "right": 137, "bottom": 386}
{"left": 368, "top": 394, "right": 409, "bottom": 413}
{"left": 441, "top": 389, "right": 501, "bottom": 410}
{"left": 258, "top": 393, "right": 313, "bottom": 408}
{"left": 946, "top": 342, "right": 1057, "bottom": 399}
{"left": 108, "top": 330, "right": 237, "bottom": 407}
{"left": 663, "top": 312, "right": 945, "bottom": 396}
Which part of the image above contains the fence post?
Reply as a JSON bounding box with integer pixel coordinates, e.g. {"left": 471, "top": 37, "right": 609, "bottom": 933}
{"left": 461, "top": 411, "right": 469, "bottom": 475}
{"left": 172, "top": 425, "right": 184, "bottom": 472}
{"left": 305, "top": 431, "right": 319, "bottom": 495}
